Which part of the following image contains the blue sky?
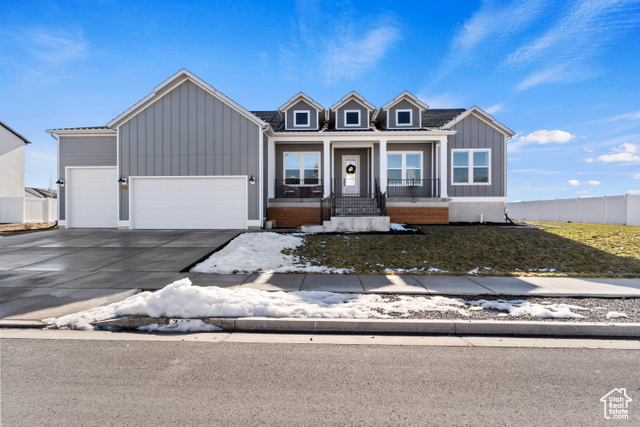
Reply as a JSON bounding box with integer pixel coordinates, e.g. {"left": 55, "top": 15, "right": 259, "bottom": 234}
{"left": 1, "top": 0, "right": 639, "bottom": 201}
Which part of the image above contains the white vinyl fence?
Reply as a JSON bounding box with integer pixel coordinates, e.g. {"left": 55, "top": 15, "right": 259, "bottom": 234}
{"left": 0, "top": 196, "right": 57, "bottom": 224}
{"left": 507, "top": 195, "right": 640, "bottom": 226}
{"left": 24, "top": 198, "right": 57, "bottom": 223}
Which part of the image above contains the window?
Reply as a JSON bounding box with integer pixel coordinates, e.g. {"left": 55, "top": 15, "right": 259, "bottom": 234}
{"left": 344, "top": 110, "right": 360, "bottom": 127}
{"left": 284, "top": 152, "right": 320, "bottom": 184}
{"left": 396, "top": 109, "right": 412, "bottom": 126}
{"left": 293, "top": 110, "right": 310, "bottom": 127}
{"left": 387, "top": 152, "right": 422, "bottom": 184}
{"left": 452, "top": 149, "right": 491, "bottom": 184}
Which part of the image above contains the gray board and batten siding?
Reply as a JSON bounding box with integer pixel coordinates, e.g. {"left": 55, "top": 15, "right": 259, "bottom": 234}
{"left": 386, "top": 99, "right": 421, "bottom": 129}
{"left": 446, "top": 114, "right": 506, "bottom": 197}
{"left": 335, "top": 99, "right": 369, "bottom": 130}
{"left": 284, "top": 100, "right": 319, "bottom": 130}
{"left": 58, "top": 135, "right": 117, "bottom": 220}
{"left": 118, "top": 80, "right": 261, "bottom": 221}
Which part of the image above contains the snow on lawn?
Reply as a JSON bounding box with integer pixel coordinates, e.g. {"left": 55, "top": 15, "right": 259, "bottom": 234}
{"left": 466, "top": 299, "right": 588, "bottom": 319}
{"left": 48, "top": 278, "right": 470, "bottom": 330}
{"left": 390, "top": 223, "right": 417, "bottom": 231}
{"left": 191, "top": 232, "right": 352, "bottom": 274}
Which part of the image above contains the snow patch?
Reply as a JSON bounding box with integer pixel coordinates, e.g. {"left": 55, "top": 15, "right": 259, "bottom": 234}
{"left": 138, "top": 319, "right": 222, "bottom": 332}
{"left": 467, "top": 299, "right": 586, "bottom": 319}
{"left": 606, "top": 311, "right": 628, "bottom": 319}
{"left": 191, "top": 232, "right": 353, "bottom": 274}
{"left": 390, "top": 223, "right": 417, "bottom": 232}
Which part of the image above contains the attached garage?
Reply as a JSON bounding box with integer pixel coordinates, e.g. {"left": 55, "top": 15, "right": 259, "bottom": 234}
{"left": 129, "top": 176, "right": 247, "bottom": 230}
{"left": 66, "top": 167, "right": 118, "bottom": 228}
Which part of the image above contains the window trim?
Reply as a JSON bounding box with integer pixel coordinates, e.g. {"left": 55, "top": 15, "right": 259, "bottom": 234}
{"left": 395, "top": 109, "right": 413, "bottom": 127}
{"left": 343, "top": 109, "right": 361, "bottom": 127}
{"left": 283, "top": 151, "right": 321, "bottom": 186}
{"left": 451, "top": 149, "right": 491, "bottom": 186}
{"left": 387, "top": 151, "right": 423, "bottom": 185}
{"left": 292, "top": 110, "right": 311, "bottom": 127}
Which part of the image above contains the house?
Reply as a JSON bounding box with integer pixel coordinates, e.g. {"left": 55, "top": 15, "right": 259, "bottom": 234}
{"left": 46, "top": 69, "right": 514, "bottom": 230}
{"left": 0, "top": 121, "right": 31, "bottom": 223}
{"left": 25, "top": 187, "right": 57, "bottom": 199}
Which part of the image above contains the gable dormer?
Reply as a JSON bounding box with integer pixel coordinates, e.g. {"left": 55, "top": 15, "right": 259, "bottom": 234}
{"left": 378, "top": 91, "right": 429, "bottom": 130}
{"left": 329, "top": 91, "right": 375, "bottom": 130}
{"left": 278, "top": 92, "right": 324, "bottom": 131}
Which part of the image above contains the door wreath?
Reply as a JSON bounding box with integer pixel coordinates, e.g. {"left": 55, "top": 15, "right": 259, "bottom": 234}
{"left": 346, "top": 164, "right": 356, "bottom": 174}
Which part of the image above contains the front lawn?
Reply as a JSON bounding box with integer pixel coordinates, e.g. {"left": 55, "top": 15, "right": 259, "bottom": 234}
{"left": 293, "top": 222, "right": 640, "bottom": 277}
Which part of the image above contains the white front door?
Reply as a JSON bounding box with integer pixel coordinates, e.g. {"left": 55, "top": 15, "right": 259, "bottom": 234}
{"left": 342, "top": 155, "right": 360, "bottom": 195}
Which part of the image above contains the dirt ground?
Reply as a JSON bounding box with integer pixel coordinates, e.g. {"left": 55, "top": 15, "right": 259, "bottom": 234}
{"left": 0, "top": 222, "right": 57, "bottom": 236}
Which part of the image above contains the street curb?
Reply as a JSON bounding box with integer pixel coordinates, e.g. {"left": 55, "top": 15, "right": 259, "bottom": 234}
{"left": 0, "top": 320, "right": 49, "bottom": 329}
{"left": 91, "top": 317, "right": 640, "bottom": 338}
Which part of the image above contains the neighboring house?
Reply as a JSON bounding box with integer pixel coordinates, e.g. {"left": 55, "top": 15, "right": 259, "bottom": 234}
{"left": 0, "top": 121, "right": 31, "bottom": 223}
{"left": 47, "top": 69, "right": 514, "bottom": 230}
{"left": 25, "top": 187, "right": 57, "bottom": 199}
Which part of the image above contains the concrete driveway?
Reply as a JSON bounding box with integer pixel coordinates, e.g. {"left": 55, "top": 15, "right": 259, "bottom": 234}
{"left": 0, "top": 228, "right": 243, "bottom": 321}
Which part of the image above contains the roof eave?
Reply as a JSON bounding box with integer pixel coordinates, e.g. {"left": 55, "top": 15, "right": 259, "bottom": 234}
{"left": 0, "top": 121, "right": 32, "bottom": 144}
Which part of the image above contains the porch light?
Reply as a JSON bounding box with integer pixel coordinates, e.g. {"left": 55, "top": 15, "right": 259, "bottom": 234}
{"left": 55, "top": 178, "right": 64, "bottom": 186}
{"left": 249, "top": 175, "right": 256, "bottom": 184}
{"left": 118, "top": 176, "right": 127, "bottom": 185}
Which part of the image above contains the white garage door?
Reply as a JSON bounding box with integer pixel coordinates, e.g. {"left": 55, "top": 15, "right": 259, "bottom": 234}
{"left": 130, "top": 177, "right": 247, "bottom": 229}
{"left": 67, "top": 167, "right": 118, "bottom": 228}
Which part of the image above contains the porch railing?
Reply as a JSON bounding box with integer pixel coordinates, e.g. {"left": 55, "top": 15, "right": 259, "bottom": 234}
{"left": 276, "top": 179, "right": 324, "bottom": 198}
{"left": 386, "top": 178, "right": 440, "bottom": 199}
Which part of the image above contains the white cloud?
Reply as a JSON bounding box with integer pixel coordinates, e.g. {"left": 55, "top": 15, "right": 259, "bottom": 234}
{"left": 598, "top": 143, "right": 640, "bottom": 163}
{"left": 280, "top": 3, "right": 401, "bottom": 84}
{"left": 25, "top": 28, "right": 88, "bottom": 64}
{"left": 324, "top": 24, "right": 401, "bottom": 83}
{"left": 634, "top": 173, "right": 640, "bottom": 179}
{"left": 506, "top": 0, "right": 640, "bottom": 91}
{"left": 629, "top": 190, "right": 640, "bottom": 194}
{"left": 416, "top": 92, "right": 465, "bottom": 108}
{"left": 485, "top": 103, "right": 504, "bottom": 114}
{"left": 586, "top": 157, "right": 594, "bottom": 163}
{"left": 606, "top": 110, "right": 640, "bottom": 122}
{"left": 576, "top": 190, "right": 588, "bottom": 194}
{"left": 588, "top": 180, "right": 600, "bottom": 185}
{"left": 519, "top": 129, "right": 576, "bottom": 144}
{"left": 569, "top": 180, "right": 581, "bottom": 186}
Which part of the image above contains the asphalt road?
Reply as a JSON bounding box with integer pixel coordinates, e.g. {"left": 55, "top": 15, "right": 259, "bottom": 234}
{"left": 2, "top": 336, "right": 639, "bottom": 426}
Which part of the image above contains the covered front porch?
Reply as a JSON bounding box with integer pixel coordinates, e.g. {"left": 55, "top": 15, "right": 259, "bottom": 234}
{"left": 266, "top": 137, "right": 451, "bottom": 228}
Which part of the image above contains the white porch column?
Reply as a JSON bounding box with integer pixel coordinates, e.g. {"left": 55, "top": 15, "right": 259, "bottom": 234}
{"left": 323, "top": 140, "right": 331, "bottom": 197}
{"left": 438, "top": 137, "right": 448, "bottom": 198}
{"left": 267, "top": 138, "right": 276, "bottom": 198}
{"left": 379, "top": 139, "right": 387, "bottom": 193}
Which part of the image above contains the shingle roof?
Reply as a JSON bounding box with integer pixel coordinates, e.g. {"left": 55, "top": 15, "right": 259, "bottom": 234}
{"left": 253, "top": 109, "right": 467, "bottom": 132}
{"left": 25, "top": 187, "right": 57, "bottom": 198}
{"left": 422, "top": 109, "right": 467, "bottom": 127}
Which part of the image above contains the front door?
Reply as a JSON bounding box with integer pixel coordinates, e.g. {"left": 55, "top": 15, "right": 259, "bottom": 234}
{"left": 342, "top": 155, "right": 360, "bottom": 195}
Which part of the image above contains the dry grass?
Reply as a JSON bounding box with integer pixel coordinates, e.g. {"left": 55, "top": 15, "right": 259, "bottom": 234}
{"left": 293, "top": 222, "right": 640, "bottom": 277}
{"left": 0, "top": 222, "right": 57, "bottom": 236}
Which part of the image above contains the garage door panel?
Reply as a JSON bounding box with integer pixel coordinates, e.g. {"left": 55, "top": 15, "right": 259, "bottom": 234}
{"left": 131, "top": 177, "right": 247, "bottom": 229}
{"left": 68, "top": 168, "right": 118, "bottom": 228}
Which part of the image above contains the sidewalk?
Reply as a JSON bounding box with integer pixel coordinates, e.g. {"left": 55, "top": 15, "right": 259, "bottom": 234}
{"left": 1, "top": 272, "right": 640, "bottom": 325}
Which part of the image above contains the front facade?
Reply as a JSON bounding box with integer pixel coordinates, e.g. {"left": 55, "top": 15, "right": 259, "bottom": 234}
{"left": 47, "top": 69, "right": 514, "bottom": 230}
